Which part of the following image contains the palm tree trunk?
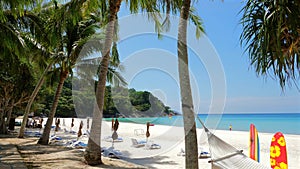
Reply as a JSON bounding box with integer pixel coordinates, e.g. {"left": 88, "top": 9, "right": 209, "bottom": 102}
{"left": 37, "top": 70, "right": 69, "bottom": 145}
{"left": 177, "top": 0, "right": 199, "bottom": 168}
{"left": 5, "top": 106, "right": 13, "bottom": 127}
{"left": 0, "top": 109, "right": 7, "bottom": 134}
{"left": 0, "top": 100, "right": 10, "bottom": 134}
{"left": 84, "top": 103, "right": 102, "bottom": 165}
{"left": 18, "top": 63, "right": 52, "bottom": 138}
{"left": 84, "top": 0, "right": 122, "bottom": 165}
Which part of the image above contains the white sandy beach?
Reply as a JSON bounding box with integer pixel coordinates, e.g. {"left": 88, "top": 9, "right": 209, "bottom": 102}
{"left": 31, "top": 118, "right": 300, "bottom": 169}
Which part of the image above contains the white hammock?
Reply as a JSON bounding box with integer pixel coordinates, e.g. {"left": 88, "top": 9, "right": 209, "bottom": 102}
{"left": 196, "top": 116, "right": 270, "bottom": 169}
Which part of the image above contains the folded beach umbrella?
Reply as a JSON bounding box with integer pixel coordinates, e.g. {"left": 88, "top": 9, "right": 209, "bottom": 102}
{"left": 111, "top": 118, "right": 115, "bottom": 131}
{"left": 77, "top": 120, "right": 83, "bottom": 139}
{"left": 146, "top": 122, "right": 150, "bottom": 142}
{"left": 87, "top": 117, "right": 89, "bottom": 130}
{"left": 71, "top": 118, "right": 74, "bottom": 131}
{"left": 113, "top": 119, "right": 119, "bottom": 131}
{"left": 55, "top": 118, "right": 60, "bottom": 131}
{"left": 112, "top": 119, "right": 119, "bottom": 147}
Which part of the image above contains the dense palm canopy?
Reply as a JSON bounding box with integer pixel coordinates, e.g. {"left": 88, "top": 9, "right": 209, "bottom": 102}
{"left": 37, "top": 0, "right": 106, "bottom": 145}
{"left": 240, "top": 0, "right": 300, "bottom": 89}
{"left": 0, "top": 0, "right": 45, "bottom": 134}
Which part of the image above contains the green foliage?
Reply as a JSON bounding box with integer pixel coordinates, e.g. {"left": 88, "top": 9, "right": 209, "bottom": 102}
{"left": 36, "top": 77, "right": 76, "bottom": 117}
{"left": 109, "top": 86, "right": 167, "bottom": 117}
{"left": 240, "top": 0, "right": 300, "bottom": 89}
{"left": 37, "top": 77, "right": 169, "bottom": 118}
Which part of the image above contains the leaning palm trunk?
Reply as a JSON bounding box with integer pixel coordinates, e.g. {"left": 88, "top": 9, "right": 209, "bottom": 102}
{"left": 177, "top": 0, "right": 199, "bottom": 168}
{"left": 38, "top": 70, "right": 69, "bottom": 145}
{"left": 19, "top": 63, "right": 53, "bottom": 138}
{"left": 84, "top": 0, "right": 122, "bottom": 165}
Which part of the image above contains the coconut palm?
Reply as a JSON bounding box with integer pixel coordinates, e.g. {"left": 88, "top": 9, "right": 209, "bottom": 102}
{"left": 160, "top": 0, "right": 204, "bottom": 167}
{"left": 177, "top": 0, "right": 200, "bottom": 168}
{"left": 0, "top": 0, "right": 45, "bottom": 134}
{"left": 18, "top": 10, "right": 57, "bottom": 138}
{"left": 84, "top": 0, "right": 164, "bottom": 165}
{"left": 37, "top": 0, "right": 103, "bottom": 145}
{"left": 0, "top": 0, "right": 41, "bottom": 22}
{"left": 84, "top": 0, "right": 204, "bottom": 165}
{"left": 19, "top": 0, "right": 103, "bottom": 138}
{"left": 84, "top": 0, "right": 121, "bottom": 164}
{"left": 240, "top": 0, "right": 300, "bottom": 89}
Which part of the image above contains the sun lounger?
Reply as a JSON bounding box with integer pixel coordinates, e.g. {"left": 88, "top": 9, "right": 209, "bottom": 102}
{"left": 199, "top": 151, "right": 211, "bottom": 159}
{"left": 146, "top": 143, "right": 161, "bottom": 149}
{"left": 134, "top": 129, "right": 145, "bottom": 136}
{"left": 24, "top": 131, "right": 41, "bottom": 137}
{"left": 198, "top": 147, "right": 211, "bottom": 158}
{"left": 71, "top": 141, "right": 87, "bottom": 148}
{"left": 103, "top": 136, "right": 123, "bottom": 142}
{"left": 177, "top": 147, "right": 210, "bottom": 158}
{"left": 50, "top": 135, "right": 62, "bottom": 141}
{"left": 102, "top": 147, "right": 122, "bottom": 158}
{"left": 145, "top": 141, "right": 161, "bottom": 150}
{"left": 131, "top": 138, "right": 146, "bottom": 148}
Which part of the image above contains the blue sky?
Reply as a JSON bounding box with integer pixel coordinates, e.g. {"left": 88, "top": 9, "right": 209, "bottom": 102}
{"left": 113, "top": 0, "right": 300, "bottom": 114}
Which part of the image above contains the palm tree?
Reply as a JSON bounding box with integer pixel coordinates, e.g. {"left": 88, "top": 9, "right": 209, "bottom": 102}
{"left": 17, "top": 9, "right": 56, "bottom": 138}
{"left": 0, "top": 0, "right": 44, "bottom": 134}
{"left": 38, "top": 0, "right": 103, "bottom": 145}
{"left": 84, "top": 0, "right": 163, "bottom": 165}
{"left": 177, "top": 0, "right": 204, "bottom": 168}
{"left": 240, "top": 0, "right": 300, "bottom": 89}
{"left": 18, "top": 0, "right": 101, "bottom": 138}
{"left": 177, "top": 0, "right": 198, "bottom": 167}
{"left": 84, "top": 0, "right": 122, "bottom": 164}
{"left": 84, "top": 0, "right": 204, "bottom": 165}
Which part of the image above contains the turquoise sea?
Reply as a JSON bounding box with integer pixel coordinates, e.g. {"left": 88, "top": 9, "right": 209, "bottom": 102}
{"left": 105, "top": 113, "right": 300, "bottom": 135}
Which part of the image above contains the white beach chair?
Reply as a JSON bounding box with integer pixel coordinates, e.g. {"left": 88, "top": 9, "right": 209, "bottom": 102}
{"left": 145, "top": 140, "right": 161, "bottom": 150}
{"left": 103, "top": 136, "right": 123, "bottom": 142}
{"left": 131, "top": 138, "right": 146, "bottom": 148}
{"left": 177, "top": 147, "right": 210, "bottom": 158}
{"left": 134, "top": 129, "right": 144, "bottom": 136}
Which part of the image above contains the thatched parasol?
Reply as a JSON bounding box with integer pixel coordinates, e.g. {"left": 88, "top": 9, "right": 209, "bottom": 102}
{"left": 77, "top": 120, "right": 83, "bottom": 139}
{"left": 146, "top": 122, "right": 150, "bottom": 142}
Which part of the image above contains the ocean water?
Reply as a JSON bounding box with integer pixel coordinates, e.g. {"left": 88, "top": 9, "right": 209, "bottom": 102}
{"left": 105, "top": 113, "right": 300, "bottom": 135}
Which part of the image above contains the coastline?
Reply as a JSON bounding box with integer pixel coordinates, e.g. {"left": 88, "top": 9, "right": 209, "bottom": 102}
{"left": 103, "top": 113, "right": 300, "bottom": 135}
{"left": 3, "top": 118, "right": 299, "bottom": 169}
{"left": 99, "top": 121, "right": 300, "bottom": 169}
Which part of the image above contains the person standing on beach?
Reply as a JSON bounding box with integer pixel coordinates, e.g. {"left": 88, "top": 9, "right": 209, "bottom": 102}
{"left": 229, "top": 124, "right": 232, "bottom": 131}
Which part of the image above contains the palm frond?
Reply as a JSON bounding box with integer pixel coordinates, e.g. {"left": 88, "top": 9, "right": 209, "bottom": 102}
{"left": 189, "top": 7, "right": 205, "bottom": 39}
{"left": 240, "top": 0, "right": 300, "bottom": 89}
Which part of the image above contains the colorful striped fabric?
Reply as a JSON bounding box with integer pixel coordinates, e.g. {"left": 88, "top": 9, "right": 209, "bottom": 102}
{"left": 249, "top": 124, "right": 260, "bottom": 162}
